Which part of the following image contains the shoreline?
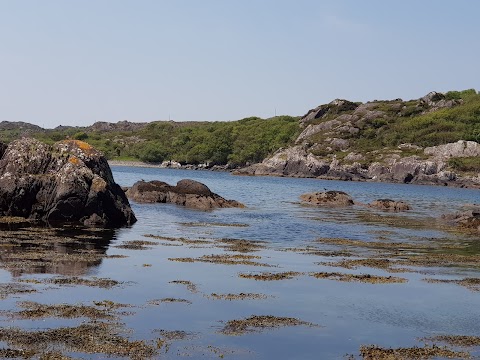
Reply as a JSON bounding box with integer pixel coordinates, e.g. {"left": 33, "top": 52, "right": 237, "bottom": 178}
{"left": 108, "top": 160, "right": 480, "bottom": 189}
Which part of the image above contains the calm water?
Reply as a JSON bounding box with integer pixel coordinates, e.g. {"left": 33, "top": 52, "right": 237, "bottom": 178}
{"left": 1, "top": 166, "right": 479, "bottom": 359}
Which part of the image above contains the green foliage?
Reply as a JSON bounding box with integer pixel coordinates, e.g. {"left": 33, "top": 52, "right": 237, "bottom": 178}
{"left": 137, "top": 141, "right": 167, "bottom": 163}
{"left": 15, "top": 115, "right": 299, "bottom": 165}
{"left": 379, "top": 90, "right": 480, "bottom": 147}
{"left": 73, "top": 132, "right": 88, "bottom": 140}
{"left": 445, "top": 89, "right": 477, "bottom": 100}
{"left": 448, "top": 157, "right": 480, "bottom": 173}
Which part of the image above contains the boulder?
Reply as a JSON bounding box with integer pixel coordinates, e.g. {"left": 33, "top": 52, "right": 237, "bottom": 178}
{"left": 424, "top": 140, "right": 480, "bottom": 159}
{"left": 126, "top": 179, "right": 244, "bottom": 210}
{"left": 300, "top": 99, "right": 358, "bottom": 126}
{"left": 442, "top": 205, "right": 480, "bottom": 232}
{"left": 300, "top": 191, "right": 354, "bottom": 206}
{"left": 0, "top": 138, "right": 136, "bottom": 227}
{"left": 368, "top": 199, "right": 411, "bottom": 211}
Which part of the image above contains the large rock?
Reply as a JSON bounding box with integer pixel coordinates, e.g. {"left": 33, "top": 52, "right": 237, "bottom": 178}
{"left": 235, "top": 146, "right": 330, "bottom": 178}
{"left": 300, "top": 191, "right": 354, "bottom": 206}
{"left": 424, "top": 140, "right": 480, "bottom": 159}
{"left": 0, "top": 138, "right": 136, "bottom": 227}
{"left": 442, "top": 205, "right": 480, "bottom": 232}
{"left": 126, "top": 179, "right": 244, "bottom": 210}
{"left": 368, "top": 199, "right": 411, "bottom": 211}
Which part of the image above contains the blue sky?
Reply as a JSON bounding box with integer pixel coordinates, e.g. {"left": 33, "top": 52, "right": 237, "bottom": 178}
{"left": 1, "top": 0, "right": 479, "bottom": 128}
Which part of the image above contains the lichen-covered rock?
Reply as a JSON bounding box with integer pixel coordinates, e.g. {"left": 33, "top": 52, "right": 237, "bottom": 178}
{"left": 368, "top": 199, "right": 411, "bottom": 211}
{"left": 126, "top": 179, "right": 244, "bottom": 210}
{"left": 0, "top": 138, "right": 136, "bottom": 227}
{"left": 300, "top": 191, "right": 354, "bottom": 206}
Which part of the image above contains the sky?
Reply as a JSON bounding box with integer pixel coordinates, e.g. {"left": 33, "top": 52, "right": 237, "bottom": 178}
{"left": 0, "top": 1, "right": 479, "bottom": 128}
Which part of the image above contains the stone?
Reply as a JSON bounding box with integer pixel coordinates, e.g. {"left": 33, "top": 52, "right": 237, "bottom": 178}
{"left": 442, "top": 205, "right": 480, "bottom": 232}
{"left": 300, "top": 191, "right": 354, "bottom": 206}
{"left": 126, "top": 179, "right": 244, "bottom": 210}
{"left": 0, "top": 138, "right": 136, "bottom": 227}
{"left": 368, "top": 199, "right": 411, "bottom": 211}
{"left": 424, "top": 140, "right": 480, "bottom": 159}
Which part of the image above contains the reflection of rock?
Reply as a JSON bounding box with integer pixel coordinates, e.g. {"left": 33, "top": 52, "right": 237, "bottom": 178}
{"left": 368, "top": 199, "right": 411, "bottom": 211}
{"left": 442, "top": 205, "right": 480, "bottom": 232}
{"left": 300, "top": 191, "right": 354, "bottom": 206}
{"left": 126, "top": 179, "right": 244, "bottom": 210}
{"left": 0, "top": 138, "right": 136, "bottom": 227}
{"left": 0, "top": 227, "right": 115, "bottom": 277}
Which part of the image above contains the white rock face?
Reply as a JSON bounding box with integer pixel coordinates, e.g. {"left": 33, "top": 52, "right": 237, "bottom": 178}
{"left": 424, "top": 140, "right": 480, "bottom": 158}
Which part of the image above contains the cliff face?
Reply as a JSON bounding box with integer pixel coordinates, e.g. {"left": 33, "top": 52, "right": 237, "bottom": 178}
{"left": 236, "top": 91, "right": 480, "bottom": 188}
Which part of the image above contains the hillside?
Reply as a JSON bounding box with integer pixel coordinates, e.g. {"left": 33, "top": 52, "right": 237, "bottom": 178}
{"left": 238, "top": 89, "right": 480, "bottom": 187}
{"left": 1, "top": 89, "right": 479, "bottom": 186}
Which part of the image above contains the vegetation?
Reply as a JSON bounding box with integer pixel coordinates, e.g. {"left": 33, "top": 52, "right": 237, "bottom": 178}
{"left": 0, "top": 116, "right": 299, "bottom": 166}
{"left": 370, "top": 89, "right": 480, "bottom": 148}
{"left": 1, "top": 89, "right": 479, "bottom": 167}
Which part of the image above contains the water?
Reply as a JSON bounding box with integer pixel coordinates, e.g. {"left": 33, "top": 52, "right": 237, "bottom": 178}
{"left": 0, "top": 166, "right": 479, "bottom": 359}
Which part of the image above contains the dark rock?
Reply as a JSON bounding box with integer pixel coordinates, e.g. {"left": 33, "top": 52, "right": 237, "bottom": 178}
{"left": 300, "top": 99, "right": 359, "bottom": 125}
{"left": 0, "top": 142, "right": 6, "bottom": 158}
{"left": 0, "top": 138, "right": 136, "bottom": 227}
{"left": 300, "top": 191, "right": 354, "bottom": 206}
{"left": 126, "top": 179, "right": 244, "bottom": 210}
{"left": 368, "top": 199, "right": 411, "bottom": 211}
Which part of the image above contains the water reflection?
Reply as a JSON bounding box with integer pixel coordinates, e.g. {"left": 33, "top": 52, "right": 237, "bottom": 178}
{"left": 0, "top": 226, "right": 115, "bottom": 277}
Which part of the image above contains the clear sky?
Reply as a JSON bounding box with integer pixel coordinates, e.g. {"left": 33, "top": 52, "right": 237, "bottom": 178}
{"left": 1, "top": 0, "right": 479, "bottom": 128}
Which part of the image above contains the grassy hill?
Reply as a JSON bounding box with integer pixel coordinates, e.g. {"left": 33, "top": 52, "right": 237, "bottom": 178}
{"left": 0, "top": 89, "right": 478, "bottom": 170}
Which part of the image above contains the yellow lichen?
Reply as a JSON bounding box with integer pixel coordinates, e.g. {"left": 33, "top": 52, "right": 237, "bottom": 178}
{"left": 70, "top": 140, "right": 93, "bottom": 151}
{"left": 68, "top": 156, "right": 81, "bottom": 165}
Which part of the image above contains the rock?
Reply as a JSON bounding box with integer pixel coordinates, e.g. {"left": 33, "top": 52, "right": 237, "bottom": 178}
{"left": 368, "top": 199, "right": 411, "bottom": 211}
{"left": 419, "top": 91, "right": 462, "bottom": 113}
{"left": 398, "top": 143, "right": 423, "bottom": 151}
{"left": 237, "top": 146, "right": 330, "bottom": 178}
{"left": 442, "top": 205, "right": 480, "bottom": 232}
{"left": 424, "top": 140, "right": 480, "bottom": 159}
{"left": 87, "top": 120, "right": 147, "bottom": 132}
{"left": 0, "top": 121, "right": 42, "bottom": 131}
{"left": 0, "top": 138, "right": 136, "bottom": 227}
{"left": 126, "top": 179, "right": 244, "bottom": 210}
{"left": 300, "top": 99, "right": 358, "bottom": 125}
{"left": 344, "top": 152, "right": 365, "bottom": 162}
{"left": 420, "top": 91, "right": 446, "bottom": 105}
{"left": 300, "top": 191, "right": 354, "bottom": 206}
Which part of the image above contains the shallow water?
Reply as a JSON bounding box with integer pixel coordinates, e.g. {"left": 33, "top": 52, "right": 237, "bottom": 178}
{"left": 0, "top": 167, "right": 479, "bottom": 359}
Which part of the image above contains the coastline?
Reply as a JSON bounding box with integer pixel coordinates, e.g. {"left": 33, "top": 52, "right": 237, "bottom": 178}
{"left": 108, "top": 159, "right": 480, "bottom": 189}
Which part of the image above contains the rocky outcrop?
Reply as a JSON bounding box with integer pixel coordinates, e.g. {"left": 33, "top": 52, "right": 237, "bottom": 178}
{"left": 419, "top": 91, "right": 462, "bottom": 113}
{"left": 300, "top": 191, "right": 354, "bottom": 207}
{"left": 0, "top": 138, "right": 136, "bottom": 227}
{"left": 442, "top": 205, "right": 480, "bottom": 232}
{"left": 237, "top": 139, "right": 480, "bottom": 188}
{"left": 126, "top": 179, "right": 244, "bottom": 210}
{"left": 234, "top": 146, "right": 330, "bottom": 178}
{"left": 368, "top": 199, "right": 411, "bottom": 211}
{"left": 87, "top": 120, "right": 147, "bottom": 132}
{"left": 424, "top": 140, "right": 480, "bottom": 159}
{"left": 300, "top": 99, "right": 359, "bottom": 126}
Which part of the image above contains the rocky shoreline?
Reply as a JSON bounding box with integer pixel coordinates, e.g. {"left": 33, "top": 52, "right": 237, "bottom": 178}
{"left": 233, "top": 140, "right": 480, "bottom": 189}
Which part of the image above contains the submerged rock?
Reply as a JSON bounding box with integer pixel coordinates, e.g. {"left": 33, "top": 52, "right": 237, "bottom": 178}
{"left": 126, "top": 179, "right": 244, "bottom": 210}
{"left": 368, "top": 199, "right": 411, "bottom": 211}
{"left": 442, "top": 205, "right": 480, "bottom": 232}
{"left": 300, "top": 191, "right": 354, "bottom": 206}
{"left": 0, "top": 138, "right": 136, "bottom": 227}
